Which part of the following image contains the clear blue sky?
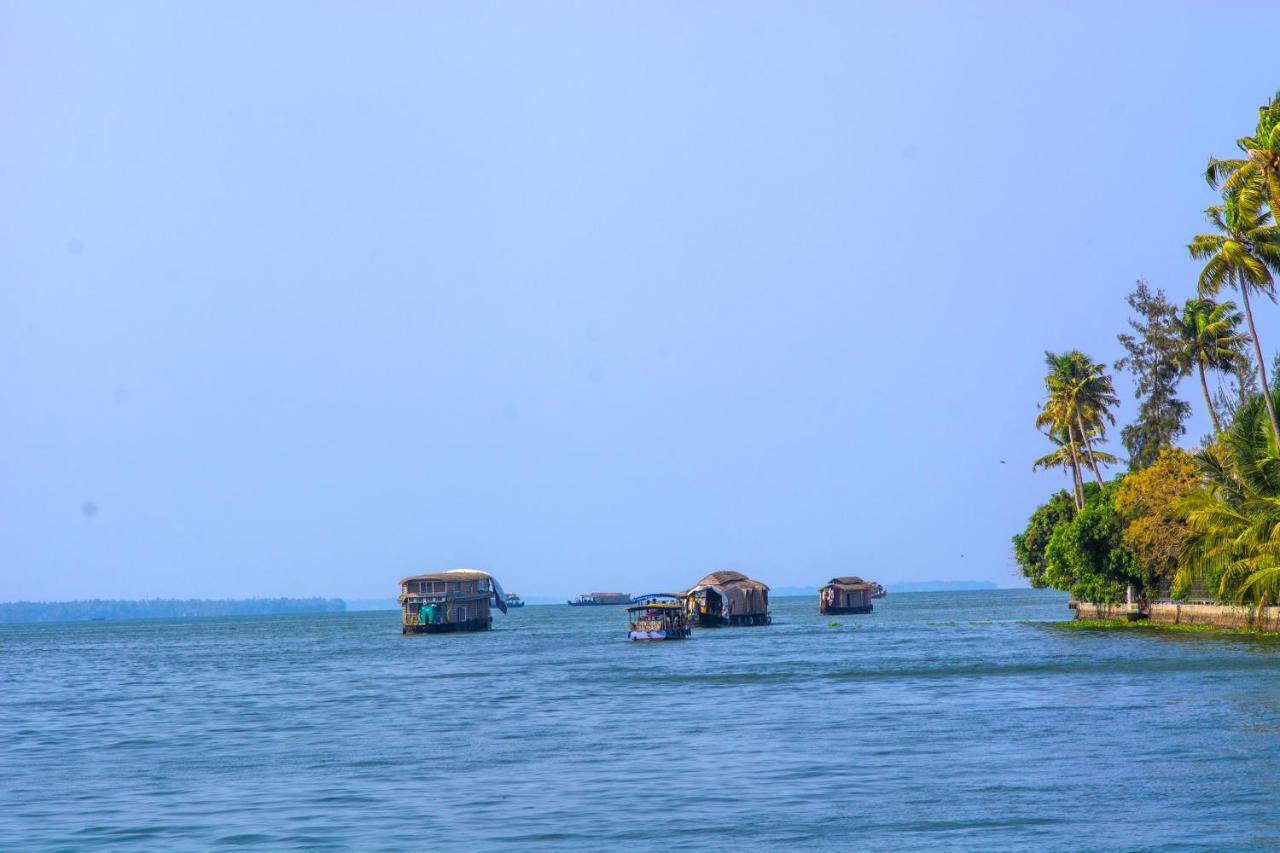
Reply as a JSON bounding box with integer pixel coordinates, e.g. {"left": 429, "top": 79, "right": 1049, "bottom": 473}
{"left": 2, "top": 1, "right": 1278, "bottom": 600}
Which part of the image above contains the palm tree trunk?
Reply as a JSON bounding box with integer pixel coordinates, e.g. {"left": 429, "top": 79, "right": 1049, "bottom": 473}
{"left": 1238, "top": 276, "right": 1280, "bottom": 446}
{"left": 1065, "top": 423, "right": 1084, "bottom": 509}
{"left": 1199, "top": 360, "right": 1222, "bottom": 434}
{"left": 1075, "top": 412, "right": 1105, "bottom": 485}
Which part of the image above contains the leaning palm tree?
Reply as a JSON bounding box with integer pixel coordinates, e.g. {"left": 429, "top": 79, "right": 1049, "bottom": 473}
{"left": 1206, "top": 91, "right": 1280, "bottom": 217}
{"left": 1034, "top": 428, "right": 1119, "bottom": 484}
{"left": 1033, "top": 428, "right": 1082, "bottom": 496}
{"left": 1035, "top": 405, "right": 1084, "bottom": 508}
{"left": 1189, "top": 185, "right": 1280, "bottom": 446}
{"left": 1173, "top": 297, "right": 1244, "bottom": 435}
{"left": 1040, "top": 351, "right": 1119, "bottom": 488}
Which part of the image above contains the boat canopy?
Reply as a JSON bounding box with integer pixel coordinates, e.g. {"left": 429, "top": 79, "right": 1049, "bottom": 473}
{"left": 400, "top": 568, "right": 508, "bottom": 614}
{"left": 626, "top": 601, "right": 682, "bottom": 612}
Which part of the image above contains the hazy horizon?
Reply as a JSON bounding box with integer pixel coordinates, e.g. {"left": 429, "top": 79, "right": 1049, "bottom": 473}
{"left": 4, "top": 2, "right": 1278, "bottom": 602}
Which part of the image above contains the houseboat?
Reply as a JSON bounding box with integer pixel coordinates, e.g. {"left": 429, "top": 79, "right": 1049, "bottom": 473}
{"left": 626, "top": 594, "right": 690, "bottom": 641}
{"left": 683, "top": 571, "right": 771, "bottom": 627}
{"left": 568, "top": 592, "right": 631, "bottom": 606}
{"left": 871, "top": 582, "right": 887, "bottom": 599}
{"left": 819, "top": 577, "right": 876, "bottom": 615}
{"left": 400, "top": 569, "right": 507, "bottom": 634}
{"left": 504, "top": 592, "right": 525, "bottom": 608}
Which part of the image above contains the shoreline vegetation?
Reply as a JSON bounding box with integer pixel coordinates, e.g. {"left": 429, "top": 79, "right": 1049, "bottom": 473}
{"left": 1057, "top": 619, "right": 1280, "bottom": 638}
{"left": 1015, "top": 91, "right": 1280, "bottom": 632}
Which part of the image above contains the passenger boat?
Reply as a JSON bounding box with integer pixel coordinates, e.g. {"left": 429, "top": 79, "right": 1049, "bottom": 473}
{"left": 504, "top": 592, "right": 525, "bottom": 608}
{"left": 568, "top": 592, "right": 631, "bottom": 606}
{"left": 399, "top": 569, "right": 507, "bottom": 634}
{"left": 682, "top": 571, "right": 771, "bottom": 627}
{"left": 626, "top": 594, "right": 690, "bottom": 641}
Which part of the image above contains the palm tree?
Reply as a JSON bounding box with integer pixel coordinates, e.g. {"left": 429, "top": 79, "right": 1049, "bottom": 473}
{"left": 1188, "top": 186, "right": 1280, "bottom": 446}
{"left": 1037, "top": 351, "right": 1119, "bottom": 507}
{"left": 1206, "top": 91, "right": 1280, "bottom": 217}
{"left": 1177, "top": 393, "right": 1280, "bottom": 604}
{"left": 1034, "top": 428, "right": 1119, "bottom": 484}
{"left": 1035, "top": 408, "right": 1084, "bottom": 508}
{"left": 1043, "top": 351, "right": 1119, "bottom": 484}
{"left": 1173, "top": 297, "right": 1244, "bottom": 435}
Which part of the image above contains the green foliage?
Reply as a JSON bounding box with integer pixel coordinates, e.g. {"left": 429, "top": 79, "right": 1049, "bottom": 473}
{"left": 1115, "top": 281, "right": 1190, "bottom": 469}
{"left": 1115, "top": 446, "right": 1200, "bottom": 586}
{"left": 1206, "top": 91, "right": 1280, "bottom": 219}
{"left": 1014, "top": 482, "right": 1147, "bottom": 603}
{"left": 1013, "top": 490, "right": 1076, "bottom": 588}
{"left": 1177, "top": 393, "right": 1280, "bottom": 604}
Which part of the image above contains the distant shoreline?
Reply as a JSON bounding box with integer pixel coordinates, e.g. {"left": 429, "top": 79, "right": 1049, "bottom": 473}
{"left": 0, "top": 597, "right": 345, "bottom": 625}
{"left": 1, "top": 584, "right": 1020, "bottom": 624}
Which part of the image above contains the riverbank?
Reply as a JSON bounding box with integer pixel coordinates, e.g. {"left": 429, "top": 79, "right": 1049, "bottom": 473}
{"left": 1071, "top": 600, "right": 1280, "bottom": 632}
{"left": 1060, "top": 618, "right": 1280, "bottom": 638}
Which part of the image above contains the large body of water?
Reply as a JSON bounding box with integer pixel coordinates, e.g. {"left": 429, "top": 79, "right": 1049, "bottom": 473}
{"left": 5, "top": 588, "right": 1280, "bottom": 850}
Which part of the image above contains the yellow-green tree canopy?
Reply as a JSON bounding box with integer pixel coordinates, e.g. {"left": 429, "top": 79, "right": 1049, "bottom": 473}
{"left": 1114, "top": 447, "right": 1200, "bottom": 585}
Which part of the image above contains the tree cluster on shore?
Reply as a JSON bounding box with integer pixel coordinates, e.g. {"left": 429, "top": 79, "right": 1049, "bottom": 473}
{"left": 1015, "top": 91, "right": 1280, "bottom": 605}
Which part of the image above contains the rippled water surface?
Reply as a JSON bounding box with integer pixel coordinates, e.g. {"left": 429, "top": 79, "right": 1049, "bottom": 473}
{"left": 6, "top": 589, "right": 1280, "bottom": 850}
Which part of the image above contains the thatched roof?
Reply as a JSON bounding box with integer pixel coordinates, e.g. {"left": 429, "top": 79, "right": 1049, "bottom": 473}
{"left": 825, "top": 576, "right": 874, "bottom": 590}
{"left": 689, "top": 570, "right": 769, "bottom": 591}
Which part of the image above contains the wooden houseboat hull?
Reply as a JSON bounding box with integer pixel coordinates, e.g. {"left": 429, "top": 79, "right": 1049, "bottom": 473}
{"left": 820, "top": 604, "right": 872, "bottom": 615}
{"left": 402, "top": 617, "right": 492, "bottom": 635}
{"left": 696, "top": 612, "right": 772, "bottom": 628}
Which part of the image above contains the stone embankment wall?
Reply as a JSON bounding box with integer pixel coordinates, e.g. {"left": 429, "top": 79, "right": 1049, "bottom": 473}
{"left": 1072, "top": 600, "right": 1280, "bottom": 631}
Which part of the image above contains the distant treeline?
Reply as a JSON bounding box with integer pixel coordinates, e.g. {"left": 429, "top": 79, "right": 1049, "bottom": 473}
{"left": 0, "top": 597, "right": 346, "bottom": 625}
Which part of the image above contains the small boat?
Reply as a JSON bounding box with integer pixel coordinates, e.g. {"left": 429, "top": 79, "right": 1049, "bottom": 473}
{"left": 871, "top": 582, "right": 887, "bottom": 599}
{"left": 568, "top": 592, "right": 631, "bottom": 606}
{"left": 504, "top": 592, "right": 525, "bottom": 608}
{"left": 626, "top": 595, "right": 690, "bottom": 641}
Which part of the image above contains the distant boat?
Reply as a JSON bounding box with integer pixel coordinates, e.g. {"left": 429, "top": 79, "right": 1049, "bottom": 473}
{"left": 820, "top": 577, "right": 876, "bottom": 615}
{"left": 871, "top": 583, "right": 887, "bottom": 599}
{"left": 504, "top": 592, "right": 525, "bottom": 608}
{"left": 568, "top": 592, "right": 631, "bottom": 606}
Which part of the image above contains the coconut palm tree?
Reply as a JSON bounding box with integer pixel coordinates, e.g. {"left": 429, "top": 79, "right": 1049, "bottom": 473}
{"left": 1206, "top": 91, "right": 1280, "bottom": 216}
{"left": 1042, "top": 351, "right": 1119, "bottom": 485}
{"left": 1037, "top": 351, "right": 1119, "bottom": 507}
{"left": 1189, "top": 185, "right": 1280, "bottom": 446}
{"left": 1173, "top": 297, "right": 1244, "bottom": 434}
{"left": 1034, "top": 428, "right": 1119, "bottom": 484}
{"left": 1033, "top": 428, "right": 1083, "bottom": 501}
{"left": 1177, "top": 393, "right": 1280, "bottom": 604}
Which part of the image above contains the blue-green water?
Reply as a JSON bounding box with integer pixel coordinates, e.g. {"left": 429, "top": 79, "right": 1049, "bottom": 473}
{"left": 5, "top": 589, "right": 1280, "bottom": 850}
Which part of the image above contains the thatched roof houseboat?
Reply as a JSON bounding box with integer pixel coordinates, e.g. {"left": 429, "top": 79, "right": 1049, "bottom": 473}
{"left": 820, "top": 577, "right": 875, "bottom": 615}
{"left": 399, "top": 569, "right": 507, "bottom": 634}
{"left": 683, "top": 571, "right": 771, "bottom": 627}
